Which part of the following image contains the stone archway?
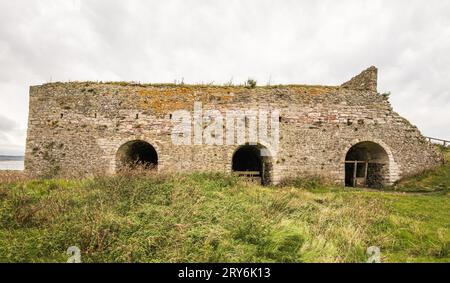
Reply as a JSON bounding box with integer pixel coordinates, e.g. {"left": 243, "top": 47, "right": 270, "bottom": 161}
{"left": 116, "top": 140, "right": 158, "bottom": 171}
{"left": 344, "top": 141, "right": 390, "bottom": 188}
{"left": 232, "top": 144, "right": 272, "bottom": 185}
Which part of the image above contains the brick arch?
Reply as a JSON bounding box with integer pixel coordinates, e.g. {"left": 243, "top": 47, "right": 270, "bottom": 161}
{"left": 115, "top": 140, "right": 158, "bottom": 171}
{"left": 110, "top": 138, "right": 162, "bottom": 173}
{"left": 340, "top": 138, "right": 400, "bottom": 186}
{"left": 229, "top": 143, "right": 276, "bottom": 185}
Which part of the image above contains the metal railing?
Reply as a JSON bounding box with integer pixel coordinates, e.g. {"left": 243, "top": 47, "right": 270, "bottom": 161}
{"left": 425, "top": 137, "right": 449, "bottom": 147}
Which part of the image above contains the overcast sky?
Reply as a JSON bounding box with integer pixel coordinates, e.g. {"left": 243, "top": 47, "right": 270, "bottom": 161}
{"left": 0, "top": 0, "right": 449, "bottom": 155}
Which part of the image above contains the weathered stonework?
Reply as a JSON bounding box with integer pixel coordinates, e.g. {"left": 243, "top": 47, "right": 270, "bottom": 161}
{"left": 24, "top": 66, "right": 443, "bottom": 185}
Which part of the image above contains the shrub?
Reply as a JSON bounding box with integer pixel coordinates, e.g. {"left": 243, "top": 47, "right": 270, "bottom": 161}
{"left": 246, "top": 79, "right": 257, "bottom": 88}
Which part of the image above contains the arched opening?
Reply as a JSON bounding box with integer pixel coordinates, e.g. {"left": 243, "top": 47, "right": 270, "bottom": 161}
{"left": 345, "top": 141, "right": 389, "bottom": 188}
{"left": 116, "top": 140, "right": 158, "bottom": 171}
{"left": 232, "top": 144, "right": 271, "bottom": 185}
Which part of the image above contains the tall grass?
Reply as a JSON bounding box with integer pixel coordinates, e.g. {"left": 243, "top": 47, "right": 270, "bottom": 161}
{"left": 0, "top": 171, "right": 28, "bottom": 184}
{"left": 0, "top": 169, "right": 448, "bottom": 263}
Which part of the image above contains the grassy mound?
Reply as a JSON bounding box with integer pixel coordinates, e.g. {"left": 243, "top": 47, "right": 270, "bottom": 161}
{"left": 391, "top": 147, "right": 450, "bottom": 193}
{"left": 0, "top": 171, "right": 448, "bottom": 263}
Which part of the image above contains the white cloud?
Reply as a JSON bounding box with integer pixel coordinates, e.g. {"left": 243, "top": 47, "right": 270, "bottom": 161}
{"left": 0, "top": 113, "right": 25, "bottom": 155}
{"left": 0, "top": 0, "right": 449, "bottom": 155}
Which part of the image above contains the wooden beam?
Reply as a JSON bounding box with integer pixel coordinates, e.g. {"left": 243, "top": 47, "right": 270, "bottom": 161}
{"left": 234, "top": 171, "right": 260, "bottom": 177}
{"left": 364, "top": 161, "right": 369, "bottom": 187}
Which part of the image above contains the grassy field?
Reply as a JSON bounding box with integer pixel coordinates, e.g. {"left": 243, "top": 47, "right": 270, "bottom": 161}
{"left": 0, "top": 151, "right": 448, "bottom": 263}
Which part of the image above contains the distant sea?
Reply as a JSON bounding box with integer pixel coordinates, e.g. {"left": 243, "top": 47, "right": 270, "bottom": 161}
{"left": 0, "top": 156, "right": 24, "bottom": 171}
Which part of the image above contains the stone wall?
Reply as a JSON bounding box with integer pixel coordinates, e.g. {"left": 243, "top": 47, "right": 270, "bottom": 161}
{"left": 24, "top": 67, "right": 443, "bottom": 185}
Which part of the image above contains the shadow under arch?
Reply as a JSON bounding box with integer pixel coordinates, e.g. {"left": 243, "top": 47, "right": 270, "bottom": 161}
{"left": 344, "top": 141, "right": 390, "bottom": 188}
{"left": 116, "top": 140, "right": 158, "bottom": 172}
{"left": 232, "top": 143, "right": 273, "bottom": 185}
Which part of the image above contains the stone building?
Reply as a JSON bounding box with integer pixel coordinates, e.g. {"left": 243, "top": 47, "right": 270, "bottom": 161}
{"left": 24, "top": 66, "right": 443, "bottom": 187}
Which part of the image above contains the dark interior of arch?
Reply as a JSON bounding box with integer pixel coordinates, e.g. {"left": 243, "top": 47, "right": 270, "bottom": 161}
{"left": 345, "top": 141, "right": 389, "bottom": 188}
{"left": 232, "top": 145, "right": 262, "bottom": 172}
{"left": 117, "top": 141, "right": 158, "bottom": 170}
{"left": 345, "top": 142, "right": 388, "bottom": 162}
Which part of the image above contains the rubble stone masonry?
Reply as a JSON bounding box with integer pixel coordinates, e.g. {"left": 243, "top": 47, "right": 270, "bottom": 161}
{"left": 24, "top": 66, "right": 443, "bottom": 185}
